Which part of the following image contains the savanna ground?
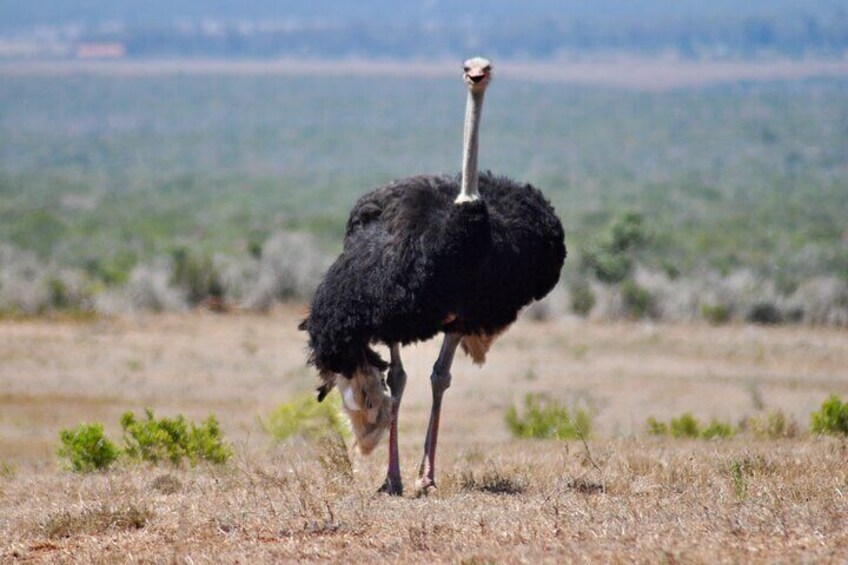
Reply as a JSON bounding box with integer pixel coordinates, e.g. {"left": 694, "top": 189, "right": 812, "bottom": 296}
{"left": 1, "top": 307, "right": 846, "bottom": 562}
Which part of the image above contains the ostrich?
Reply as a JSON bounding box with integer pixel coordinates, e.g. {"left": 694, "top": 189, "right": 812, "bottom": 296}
{"left": 299, "top": 57, "right": 566, "bottom": 495}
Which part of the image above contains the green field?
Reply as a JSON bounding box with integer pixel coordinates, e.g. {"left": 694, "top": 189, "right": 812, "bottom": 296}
{"left": 1, "top": 72, "right": 847, "bottom": 316}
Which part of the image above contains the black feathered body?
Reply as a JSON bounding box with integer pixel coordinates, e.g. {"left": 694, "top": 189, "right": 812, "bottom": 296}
{"left": 301, "top": 171, "right": 565, "bottom": 377}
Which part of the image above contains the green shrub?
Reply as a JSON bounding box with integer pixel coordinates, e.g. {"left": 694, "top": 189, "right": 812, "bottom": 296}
{"left": 505, "top": 394, "right": 591, "bottom": 440}
{"left": 646, "top": 417, "right": 668, "bottom": 436}
{"left": 262, "top": 392, "right": 349, "bottom": 442}
{"left": 647, "top": 413, "right": 736, "bottom": 440}
{"left": 669, "top": 413, "right": 701, "bottom": 438}
{"left": 581, "top": 248, "right": 631, "bottom": 284}
{"left": 701, "top": 419, "right": 735, "bottom": 439}
{"left": 580, "top": 212, "right": 649, "bottom": 284}
{"left": 169, "top": 247, "right": 224, "bottom": 305}
{"left": 57, "top": 423, "right": 120, "bottom": 472}
{"left": 569, "top": 279, "right": 596, "bottom": 317}
{"left": 701, "top": 303, "right": 730, "bottom": 325}
{"left": 810, "top": 395, "right": 848, "bottom": 436}
{"left": 621, "top": 280, "right": 653, "bottom": 319}
{"left": 121, "top": 409, "right": 231, "bottom": 465}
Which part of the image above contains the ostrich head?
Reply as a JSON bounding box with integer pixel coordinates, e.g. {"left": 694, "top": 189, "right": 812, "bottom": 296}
{"left": 335, "top": 366, "right": 392, "bottom": 455}
{"left": 463, "top": 57, "right": 493, "bottom": 94}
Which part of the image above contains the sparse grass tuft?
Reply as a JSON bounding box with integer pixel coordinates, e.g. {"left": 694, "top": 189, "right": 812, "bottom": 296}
{"left": 810, "top": 395, "right": 848, "bottom": 436}
{"left": 746, "top": 410, "right": 799, "bottom": 438}
{"left": 317, "top": 431, "right": 353, "bottom": 481}
{"left": 505, "top": 394, "right": 591, "bottom": 440}
{"left": 262, "top": 392, "right": 349, "bottom": 442}
{"left": 121, "top": 409, "right": 232, "bottom": 466}
{"left": 0, "top": 460, "right": 16, "bottom": 479}
{"left": 567, "top": 478, "right": 606, "bottom": 494}
{"left": 460, "top": 467, "right": 526, "bottom": 495}
{"left": 729, "top": 460, "right": 749, "bottom": 500}
{"left": 149, "top": 473, "right": 182, "bottom": 495}
{"left": 57, "top": 423, "right": 120, "bottom": 473}
{"left": 40, "top": 503, "right": 151, "bottom": 539}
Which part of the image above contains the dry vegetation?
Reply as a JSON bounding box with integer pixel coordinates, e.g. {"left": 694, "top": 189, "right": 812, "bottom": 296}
{"left": 1, "top": 308, "right": 847, "bottom": 562}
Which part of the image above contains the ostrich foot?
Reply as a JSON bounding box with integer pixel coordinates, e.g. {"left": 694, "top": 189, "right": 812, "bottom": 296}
{"left": 377, "top": 476, "right": 403, "bottom": 496}
{"left": 414, "top": 477, "right": 437, "bottom": 497}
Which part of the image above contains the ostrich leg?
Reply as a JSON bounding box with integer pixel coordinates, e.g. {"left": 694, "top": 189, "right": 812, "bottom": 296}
{"left": 378, "top": 343, "right": 407, "bottom": 495}
{"left": 417, "top": 332, "right": 462, "bottom": 493}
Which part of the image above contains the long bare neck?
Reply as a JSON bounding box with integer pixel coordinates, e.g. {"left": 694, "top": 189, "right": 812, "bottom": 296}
{"left": 457, "top": 89, "right": 485, "bottom": 203}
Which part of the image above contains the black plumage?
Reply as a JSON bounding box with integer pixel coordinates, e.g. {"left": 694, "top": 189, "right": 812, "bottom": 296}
{"left": 299, "top": 170, "right": 566, "bottom": 378}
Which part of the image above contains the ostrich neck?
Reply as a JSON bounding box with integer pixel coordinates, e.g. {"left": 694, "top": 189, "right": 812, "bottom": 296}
{"left": 458, "top": 89, "right": 484, "bottom": 202}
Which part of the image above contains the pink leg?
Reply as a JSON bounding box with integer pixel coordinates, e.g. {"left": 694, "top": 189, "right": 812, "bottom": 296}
{"left": 378, "top": 344, "right": 406, "bottom": 495}
{"left": 417, "top": 333, "right": 461, "bottom": 494}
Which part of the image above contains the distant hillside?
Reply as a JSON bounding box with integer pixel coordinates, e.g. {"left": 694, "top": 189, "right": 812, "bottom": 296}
{"left": 2, "top": 1, "right": 847, "bottom": 29}
{"left": 1, "top": 1, "right": 847, "bottom": 59}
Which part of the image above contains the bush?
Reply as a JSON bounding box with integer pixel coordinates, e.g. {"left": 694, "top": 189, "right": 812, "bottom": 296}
{"left": 570, "top": 279, "right": 596, "bottom": 317}
{"left": 701, "top": 303, "right": 730, "bottom": 325}
{"left": 746, "top": 302, "right": 782, "bottom": 325}
{"left": 669, "top": 413, "right": 701, "bottom": 438}
{"left": 57, "top": 423, "right": 120, "bottom": 472}
{"left": 262, "top": 392, "right": 350, "bottom": 442}
{"left": 505, "top": 394, "right": 591, "bottom": 440}
{"left": 121, "top": 409, "right": 232, "bottom": 465}
{"left": 646, "top": 417, "right": 668, "bottom": 436}
{"left": 701, "top": 419, "right": 735, "bottom": 439}
{"left": 581, "top": 248, "right": 632, "bottom": 284}
{"left": 621, "top": 279, "right": 653, "bottom": 319}
{"left": 580, "top": 212, "right": 649, "bottom": 284}
{"left": 810, "top": 395, "right": 848, "bottom": 436}
{"left": 647, "top": 413, "right": 736, "bottom": 440}
{"left": 169, "top": 247, "right": 224, "bottom": 306}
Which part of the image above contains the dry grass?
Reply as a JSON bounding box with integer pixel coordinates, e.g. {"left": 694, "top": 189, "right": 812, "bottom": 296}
{"left": 1, "top": 307, "right": 847, "bottom": 562}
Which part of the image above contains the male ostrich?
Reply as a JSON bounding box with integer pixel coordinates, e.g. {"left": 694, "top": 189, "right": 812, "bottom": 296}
{"left": 300, "top": 57, "right": 566, "bottom": 495}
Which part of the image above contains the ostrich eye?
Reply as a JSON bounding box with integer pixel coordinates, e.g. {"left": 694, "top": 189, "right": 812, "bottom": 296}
{"left": 463, "top": 66, "right": 470, "bottom": 72}
{"left": 483, "top": 65, "right": 492, "bottom": 72}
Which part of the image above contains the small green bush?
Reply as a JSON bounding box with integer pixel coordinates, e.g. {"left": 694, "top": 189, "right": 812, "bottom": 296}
{"left": 121, "top": 409, "right": 231, "bottom": 465}
{"left": 262, "top": 392, "right": 349, "bottom": 442}
{"left": 646, "top": 417, "right": 668, "bottom": 436}
{"left": 569, "top": 279, "right": 596, "bottom": 317}
{"left": 669, "top": 413, "right": 701, "bottom": 438}
{"left": 701, "top": 303, "right": 730, "bottom": 325}
{"left": 647, "top": 413, "right": 736, "bottom": 440}
{"left": 701, "top": 419, "right": 735, "bottom": 439}
{"left": 621, "top": 279, "right": 653, "bottom": 319}
{"left": 580, "top": 212, "right": 649, "bottom": 284}
{"left": 57, "top": 423, "right": 120, "bottom": 472}
{"left": 505, "top": 394, "right": 591, "bottom": 440}
{"left": 810, "top": 395, "right": 848, "bottom": 436}
{"left": 169, "top": 247, "right": 224, "bottom": 306}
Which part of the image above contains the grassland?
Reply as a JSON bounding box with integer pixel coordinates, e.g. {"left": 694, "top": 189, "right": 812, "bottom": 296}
{"left": 1, "top": 68, "right": 846, "bottom": 284}
{"left": 1, "top": 309, "right": 847, "bottom": 561}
